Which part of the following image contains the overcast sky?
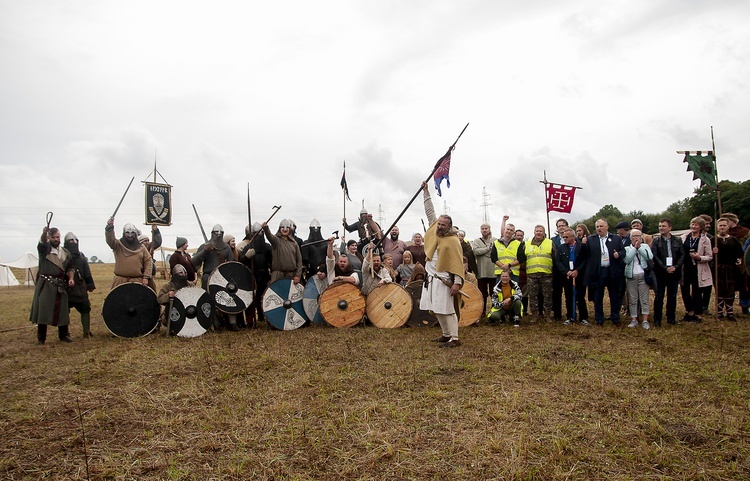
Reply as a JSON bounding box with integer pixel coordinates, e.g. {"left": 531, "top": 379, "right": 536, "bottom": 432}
{"left": 1, "top": 0, "right": 748, "bottom": 262}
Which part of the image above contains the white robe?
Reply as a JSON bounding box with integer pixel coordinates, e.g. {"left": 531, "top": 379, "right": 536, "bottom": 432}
{"left": 420, "top": 248, "right": 460, "bottom": 315}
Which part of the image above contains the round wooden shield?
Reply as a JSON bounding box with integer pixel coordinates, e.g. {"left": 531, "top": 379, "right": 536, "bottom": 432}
{"left": 170, "top": 287, "right": 214, "bottom": 338}
{"left": 208, "top": 261, "right": 254, "bottom": 314}
{"left": 366, "top": 283, "right": 412, "bottom": 328}
{"left": 102, "top": 283, "right": 160, "bottom": 338}
{"left": 319, "top": 281, "right": 366, "bottom": 328}
{"left": 745, "top": 244, "right": 750, "bottom": 277}
{"left": 303, "top": 278, "right": 326, "bottom": 325}
{"left": 262, "top": 278, "right": 306, "bottom": 330}
{"left": 404, "top": 280, "right": 438, "bottom": 328}
{"left": 458, "top": 282, "right": 484, "bottom": 327}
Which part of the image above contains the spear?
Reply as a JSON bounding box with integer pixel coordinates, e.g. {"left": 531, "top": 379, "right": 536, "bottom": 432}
{"left": 373, "top": 123, "right": 469, "bottom": 249}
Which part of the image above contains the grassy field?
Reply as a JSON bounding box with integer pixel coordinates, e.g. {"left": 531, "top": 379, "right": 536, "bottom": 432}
{"left": 1, "top": 264, "right": 748, "bottom": 480}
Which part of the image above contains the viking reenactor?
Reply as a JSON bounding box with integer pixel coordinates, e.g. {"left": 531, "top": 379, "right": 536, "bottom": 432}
{"left": 239, "top": 222, "right": 272, "bottom": 324}
{"left": 381, "top": 226, "right": 407, "bottom": 268}
{"left": 106, "top": 217, "right": 153, "bottom": 289}
{"left": 30, "top": 226, "right": 76, "bottom": 344}
{"left": 169, "top": 236, "right": 197, "bottom": 285}
{"left": 420, "top": 181, "right": 464, "bottom": 348}
{"left": 138, "top": 232, "right": 159, "bottom": 292}
{"left": 64, "top": 232, "right": 96, "bottom": 338}
{"left": 342, "top": 208, "right": 382, "bottom": 255}
{"left": 157, "top": 264, "right": 191, "bottom": 326}
{"left": 192, "top": 224, "right": 233, "bottom": 290}
{"left": 360, "top": 241, "right": 392, "bottom": 296}
{"left": 290, "top": 219, "right": 305, "bottom": 250}
{"left": 262, "top": 219, "right": 303, "bottom": 284}
{"left": 406, "top": 232, "right": 427, "bottom": 268}
{"left": 325, "top": 237, "right": 359, "bottom": 287}
{"left": 302, "top": 219, "right": 328, "bottom": 282}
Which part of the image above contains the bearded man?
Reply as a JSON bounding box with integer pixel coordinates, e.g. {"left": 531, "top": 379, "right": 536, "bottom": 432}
{"left": 305, "top": 237, "right": 359, "bottom": 297}
{"left": 361, "top": 242, "right": 392, "bottom": 296}
{"left": 30, "top": 226, "right": 75, "bottom": 344}
{"left": 381, "top": 226, "right": 407, "bottom": 268}
{"left": 64, "top": 232, "right": 96, "bottom": 337}
{"left": 192, "top": 224, "right": 234, "bottom": 290}
{"left": 106, "top": 217, "right": 152, "bottom": 289}
{"left": 420, "top": 182, "right": 464, "bottom": 348}
{"left": 263, "top": 219, "right": 304, "bottom": 284}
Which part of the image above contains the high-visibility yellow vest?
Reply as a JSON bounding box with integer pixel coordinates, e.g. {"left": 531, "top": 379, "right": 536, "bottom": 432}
{"left": 493, "top": 239, "right": 521, "bottom": 276}
{"left": 525, "top": 238, "right": 553, "bottom": 274}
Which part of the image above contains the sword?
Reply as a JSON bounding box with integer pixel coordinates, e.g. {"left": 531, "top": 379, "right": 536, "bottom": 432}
{"left": 110, "top": 176, "right": 135, "bottom": 219}
{"left": 434, "top": 275, "right": 470, "bottom": 298}
{"left": 192, "top": 204, "right": 209, "bottom": 244}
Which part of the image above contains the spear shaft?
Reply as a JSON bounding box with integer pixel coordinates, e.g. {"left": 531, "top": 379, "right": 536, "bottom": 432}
{"left": 374, "top": 123, "right": 469, "bottom": 248}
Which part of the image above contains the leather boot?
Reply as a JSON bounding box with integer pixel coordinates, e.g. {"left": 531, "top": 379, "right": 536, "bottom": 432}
{"left": 37, "top": 324, "right": 47, "bottom": 345}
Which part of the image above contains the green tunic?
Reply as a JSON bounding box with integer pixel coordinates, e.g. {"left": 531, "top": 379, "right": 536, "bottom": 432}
{"left": 29, "top": 242, "right": 74, "bottom": 326}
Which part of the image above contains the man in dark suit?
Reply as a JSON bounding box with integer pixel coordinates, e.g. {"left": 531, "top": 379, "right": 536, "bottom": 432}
{"left": 583, "top": 219, "right": 625, "bottom": 327}
{"left": 651, "top": 218, "right": 685, "bottom": 326}
{"left": 555, "top": 227, "right": 589, "bottom": 325}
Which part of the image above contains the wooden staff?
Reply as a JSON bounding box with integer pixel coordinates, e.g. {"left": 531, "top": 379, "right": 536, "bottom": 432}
{"left": 373, "top": 123, "right": 469, "bottom": 249}
{"left": 165, "top": 295, "right": 174, "bottom": 337}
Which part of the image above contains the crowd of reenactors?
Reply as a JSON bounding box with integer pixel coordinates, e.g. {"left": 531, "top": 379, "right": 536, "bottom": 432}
{"left": 29, "top": 202, "right": 749, "bottom": 344}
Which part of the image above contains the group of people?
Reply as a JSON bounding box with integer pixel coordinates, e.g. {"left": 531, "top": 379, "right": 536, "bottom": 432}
{"left": 28, "top": 192, "right": 748, "bottom": 346}
{"left": 468, "top": 213, "right": 749, "bottom": 330}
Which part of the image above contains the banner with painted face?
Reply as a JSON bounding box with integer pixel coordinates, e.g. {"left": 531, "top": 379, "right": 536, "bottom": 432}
{"left": 144, "top": 182, "right": 172, "bottom": 225}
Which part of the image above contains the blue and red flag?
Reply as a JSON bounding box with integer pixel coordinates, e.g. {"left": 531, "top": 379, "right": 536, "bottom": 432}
{"left": 433, "top": 147, "right": 453, "bottom": 197}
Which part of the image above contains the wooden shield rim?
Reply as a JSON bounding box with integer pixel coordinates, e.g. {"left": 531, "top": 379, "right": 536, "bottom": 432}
{"left": 365, "top": 283, "right": 412, "bottom": 328}
{"left": 458, "top": 282, "right": 484, "bottom": 327}
{"left": 319, "top": 281, "right": 366, "bottom": 328}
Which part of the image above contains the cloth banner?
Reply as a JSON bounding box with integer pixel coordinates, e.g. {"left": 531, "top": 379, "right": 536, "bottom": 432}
{"left": 546, "top": 183, "right": 577, "bottom": 213}
{"left": 144, "top": 182, "right": 172, "bottom": 226}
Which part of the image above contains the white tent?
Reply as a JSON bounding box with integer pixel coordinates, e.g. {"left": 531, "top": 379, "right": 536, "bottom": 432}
{"left": 0, "top": 256, "right": 20, "bottom": 286}
{"left": 0, "top": 252, "right": 39, "bottom": 286}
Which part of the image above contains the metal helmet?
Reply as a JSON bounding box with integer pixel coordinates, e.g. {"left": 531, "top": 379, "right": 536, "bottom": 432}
{"left": 310, "top": 218, "right": 321, "bottom": 229}
{"left": 279, "top": 219, "right": 292, "bottom": 229}
{"left": 252, "top": 222, "right": 262, "bottom": 233}
{"left": 123, "top": 223, "right": 138, "bottom": 235}
{"left": 211, "top": 224, "right": 224, "bottom": 234}
{"left": 64, "top": 232, "right": 78, "bottom": 243}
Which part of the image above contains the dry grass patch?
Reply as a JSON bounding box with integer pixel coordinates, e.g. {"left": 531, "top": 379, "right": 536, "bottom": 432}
{"left": 1, "top": 264, "right": 749, "bottom": 480}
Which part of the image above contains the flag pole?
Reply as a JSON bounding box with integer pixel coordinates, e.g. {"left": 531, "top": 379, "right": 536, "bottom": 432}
{"left": 373, "top": 123, "right": 469, "bottom": 248}
{"left": 342, "top": 161, "right": 346, "bottom": 243}
{"left": 711, "top": 126, "right": 721, "bottom": 316}
{"left": 541, "top": 170, "right": 551, "bottom": 238}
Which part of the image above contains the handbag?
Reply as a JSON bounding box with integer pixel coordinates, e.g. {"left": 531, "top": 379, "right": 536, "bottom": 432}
{"left": 637, "top": 251, "right": 656, "bottom": 288}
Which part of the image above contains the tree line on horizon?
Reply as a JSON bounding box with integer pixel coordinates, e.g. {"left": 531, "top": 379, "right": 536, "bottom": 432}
{"left": 571, "top": 179, "right": 750, "bottom": 235}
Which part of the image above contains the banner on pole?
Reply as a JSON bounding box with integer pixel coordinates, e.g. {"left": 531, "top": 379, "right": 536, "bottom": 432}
{"left": 546, "top": 183, "right": 578, "bottom": 214}
{"left": 144, "top": 182, "right": 172, "bottom": 225}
